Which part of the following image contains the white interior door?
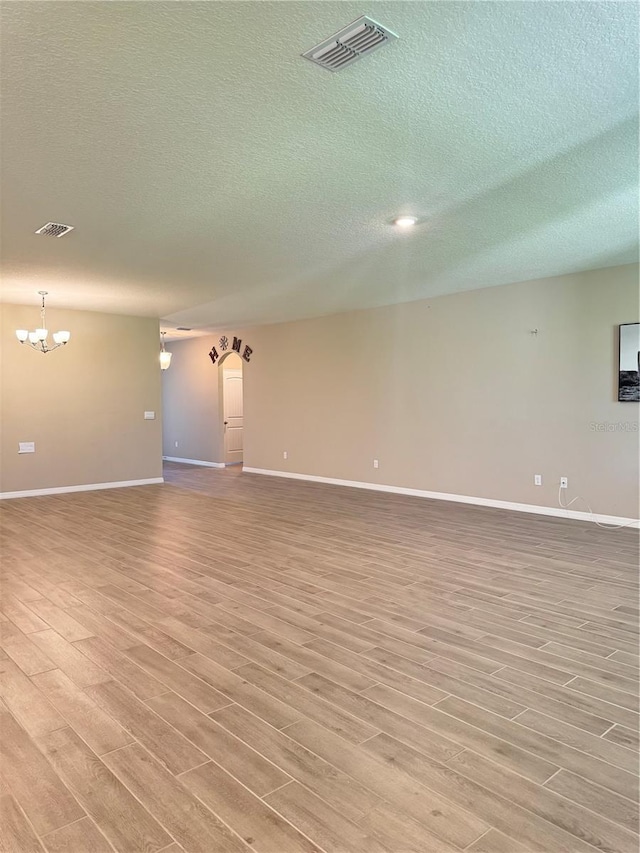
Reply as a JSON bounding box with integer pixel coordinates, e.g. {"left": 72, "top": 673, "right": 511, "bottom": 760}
{"left": 223, "top": 367, "right": 243, "bottom": 464}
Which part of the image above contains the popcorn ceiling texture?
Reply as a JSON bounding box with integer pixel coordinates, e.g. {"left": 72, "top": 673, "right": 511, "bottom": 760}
{"left": 1, "top": 1, "right": 637, "bottom": 328}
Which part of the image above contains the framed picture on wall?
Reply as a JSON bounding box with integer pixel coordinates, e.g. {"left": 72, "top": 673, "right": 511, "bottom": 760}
{"left": 618, "top": 323, "right": 640, "bottom": 402}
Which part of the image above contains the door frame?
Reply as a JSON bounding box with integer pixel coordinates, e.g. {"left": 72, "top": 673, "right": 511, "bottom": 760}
{"left": 217, "top": 352, "right": 244, "bottom": 466}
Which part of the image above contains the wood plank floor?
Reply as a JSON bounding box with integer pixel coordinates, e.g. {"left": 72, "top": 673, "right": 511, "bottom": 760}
{"left": 0, "top": 461, "right": 638, "bottom": 853}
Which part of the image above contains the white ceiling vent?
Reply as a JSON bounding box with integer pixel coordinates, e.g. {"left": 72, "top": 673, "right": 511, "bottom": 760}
{"left": 35, "top": 222, "right": 74, "bottom": 238}
{"left": 302, "top": 16, "right": 397, "bottom": 72}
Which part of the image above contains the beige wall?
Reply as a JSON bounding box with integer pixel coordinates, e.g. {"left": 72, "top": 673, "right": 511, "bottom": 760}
{"left": 162, "top": 264, "right": 639, "bottom": 519}
{"left": 0, "top": 304, "right": 162, "bottom": 493}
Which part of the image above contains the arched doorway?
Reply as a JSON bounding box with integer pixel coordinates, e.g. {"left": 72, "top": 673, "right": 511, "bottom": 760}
{"left": 220, "top": 352, "right": 243, "bottom": 465}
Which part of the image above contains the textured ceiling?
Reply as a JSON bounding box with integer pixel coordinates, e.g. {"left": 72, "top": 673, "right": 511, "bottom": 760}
{"left": 1, "top": 1, "right": 637, "bottom": 330}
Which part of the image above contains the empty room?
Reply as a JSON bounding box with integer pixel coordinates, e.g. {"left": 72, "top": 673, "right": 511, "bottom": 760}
{"left": 0, "top": 2, "right": 638, "bottom": 852}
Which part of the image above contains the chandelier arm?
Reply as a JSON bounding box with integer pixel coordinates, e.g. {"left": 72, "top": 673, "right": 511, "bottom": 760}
{"left": 25, "top": 340, "right": 59, "bottom": 353}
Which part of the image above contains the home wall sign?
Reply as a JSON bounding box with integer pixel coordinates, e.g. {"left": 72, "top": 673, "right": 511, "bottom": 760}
{"left": 209, "top": 336, "right": 253, "bottom": 365}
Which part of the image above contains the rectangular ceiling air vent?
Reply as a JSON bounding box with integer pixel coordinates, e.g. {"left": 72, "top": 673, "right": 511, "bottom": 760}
{"left": 35, "top": 222, "right": 74, "bottom": 238}
{"left": 302, "top": 16, "right": 397, "bottom": 72}
{"left": 176, "top": 327, "right": 192, "bottom": 331}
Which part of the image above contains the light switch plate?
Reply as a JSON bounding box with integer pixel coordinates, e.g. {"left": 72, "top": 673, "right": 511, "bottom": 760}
{"left": 144, "top": 411, "right": 155, "bottom": 420}
{"left": 19, "top": 442, "right": 35, "bottom": 454}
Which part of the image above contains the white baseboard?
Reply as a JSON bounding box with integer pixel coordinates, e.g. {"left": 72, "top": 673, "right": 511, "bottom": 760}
{"left": 0, "top": 477, "right": 164, "bottom": 501}
{"left": 163, "top": 456, "right": 225, "bottom": 468}
{"left": 242, "top": 467, "right": 640, "bottom": 528}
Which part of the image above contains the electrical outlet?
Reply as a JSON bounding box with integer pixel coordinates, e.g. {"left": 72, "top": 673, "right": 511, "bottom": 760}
{"left": 560, "top": 476, "right": 568, "bottom": 489}
{"left": 534, "top": 474, "right": 542, "bottom": 486}
{"left": 174, "top": 441, "right": 179, "bottom": 448}
{"left": 144, "top": 411, "right": 155, "bottom": 420}
{"left": 18, "top": 442, "right": 35, "bottom": 454}
{"left": 373, "top": 459, "right": 379, "bottom": 469}
{"left": 283, "top": 451, "right": 288, "bottom": 460}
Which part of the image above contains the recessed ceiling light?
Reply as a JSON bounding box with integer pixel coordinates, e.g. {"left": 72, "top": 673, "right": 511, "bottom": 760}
{"left": 393, "top": 216, "right": 417, "bottom": 228}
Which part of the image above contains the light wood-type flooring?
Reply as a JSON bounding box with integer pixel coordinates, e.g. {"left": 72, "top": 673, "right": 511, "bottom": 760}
{"left": 0, "top": 462, "right": 638, "bottom": 853}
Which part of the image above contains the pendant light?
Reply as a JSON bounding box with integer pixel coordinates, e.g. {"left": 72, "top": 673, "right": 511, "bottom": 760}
{"left": 160, "top": 331, "right": 172, "bottom": 370}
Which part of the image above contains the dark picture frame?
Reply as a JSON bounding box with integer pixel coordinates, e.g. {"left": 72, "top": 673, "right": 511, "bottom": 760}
{"left": 618, "top": 322, "right": 640, "bottom": 402}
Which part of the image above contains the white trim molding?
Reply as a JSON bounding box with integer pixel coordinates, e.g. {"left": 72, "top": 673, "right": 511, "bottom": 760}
{"left": 0, "top": 477, "right": 164, "bottom": 501}
{"left": 242, "top": 467, "right": 640, "bottom": 528}
{"left": 162, "top": 456, "right": 225, "bottom": 468}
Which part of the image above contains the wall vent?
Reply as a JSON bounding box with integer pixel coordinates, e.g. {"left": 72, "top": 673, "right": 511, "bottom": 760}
{"left": 176, "top": 327, "right": 192, "bottom": 331}
{"left": 302, "top": 16, "right": 397, "bottom": 72}
{"left": 35, "top": 222, "right": 74, "bottom": 238}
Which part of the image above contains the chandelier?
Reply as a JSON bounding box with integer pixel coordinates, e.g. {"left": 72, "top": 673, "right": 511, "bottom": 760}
{"left": 16, "top": 291, "right": 71, "bottom": 353}
{"left": 160, "top": 331, "right": 172, "bottom": 370}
